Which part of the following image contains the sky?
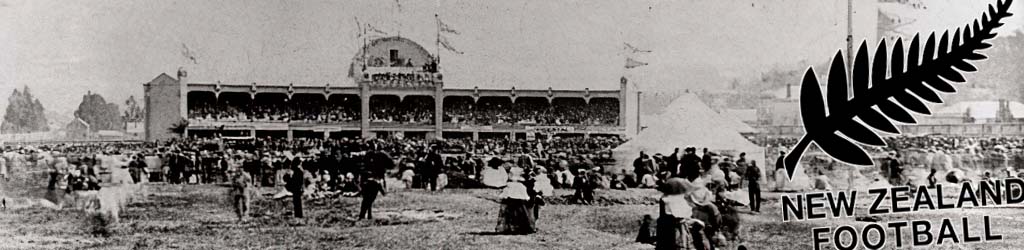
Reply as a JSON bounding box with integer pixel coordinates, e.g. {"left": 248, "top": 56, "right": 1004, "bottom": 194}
{"left": 0, "top": 0, "right": 1021, "bottom": 123}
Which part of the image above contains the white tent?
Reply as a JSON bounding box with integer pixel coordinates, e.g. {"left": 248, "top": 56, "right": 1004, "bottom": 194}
{"left": 614, "top": 94, "right": 764, "bottom": 172}
{"left": 639, "top": 94, "right": 757, "bottom": 134}
{"left": 669, "top": 94, "right": 757, "bottom": 134}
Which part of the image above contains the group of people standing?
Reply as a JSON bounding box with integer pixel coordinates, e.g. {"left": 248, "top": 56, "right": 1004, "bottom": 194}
{"left": 227, "top": 149, "right": 392, "bottom": 221}
{"left": 634, "top": 147, "right": 763, "bottom": 212}
{"left": 632, "top": 147, "right": 763, "bottom": 249}
{"left": 495, "top": 156, "right": 554, "bottom": 235}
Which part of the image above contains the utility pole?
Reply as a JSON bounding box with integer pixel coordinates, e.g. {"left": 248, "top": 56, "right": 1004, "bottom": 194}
{"left": 847, "top": 0, "right": 854, "bottom": 68}
{"left": 846, "top": 0, "right": 854, "bottom": 94}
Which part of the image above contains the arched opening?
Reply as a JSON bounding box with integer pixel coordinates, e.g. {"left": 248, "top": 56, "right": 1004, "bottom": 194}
{"left": 442, "top": 96, "right": 474, "bottom": 124}
{"left": 369, "top": 95, "right": 434, "bottom": 124}
{"left": 471, "top": 96, "right": 513, "bottom": 125}
{"left": 589, "top": 98, "right": 621, "bottom": 126}
{"left": 288, "top": 93, "right": 326, "bottom": 122}
{"left": 327, "top": 94, "right": 361, "bottom": 123}
{"left": 215, "top": 92, "right": 252, "bottom": 121}
{"left": 186, "top": 91, "right": 217, "bottom": 120}
{"left": 252, "top": 93, "right": 289, "bottom": 121}
{"left": 551, "top": 98, "right": 588, "bottom": 125}
{"left": 514, "top": 97, "right": 551, "bottom": 125}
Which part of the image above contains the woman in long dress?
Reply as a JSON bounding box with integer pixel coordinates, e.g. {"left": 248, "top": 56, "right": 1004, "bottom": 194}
{"left": 656, "top": 178, "right": 696, "bottom": 250}
{"left": 496, "top": 169, "right": 536, "bottom": 234}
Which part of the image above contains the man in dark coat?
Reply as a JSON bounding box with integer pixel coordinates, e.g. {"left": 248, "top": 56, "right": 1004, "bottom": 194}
{"left": 422, "top": 147, "right": 444, "bottom": 191}
{"left": 286, "top": 157, "right": 308, "bottom": 218}
{"left": 888, "top": 153, "right": 904, "bottom": 186}
{"left": 632, "top": 151, "right": 653, "bottom": 179}
{"left": 746, "top": 160, "right": 762, "bottom": 213}
{"left": 680, "top": 147, "right": 702, "bottom": 181}
{"left": 666, "top": 147, "right": 680, "bottom": 176}
{"left": 371, "top": 151, "right": 393, "bottom": 179}
{"left": 701, "top": 148, "right": 713, "bottom": 172}
{"left": 359, "top": 176, "right": 386, "bottom": 220}
{"left": 368, "top": 151, "right": 393, "bottom": 189}
{"left": 128, "top": 154, "right": 148, "bottom": 184}
{"left": 167, "top": 151, "right": 186, "bottom": 184}
{"left": 243, "top": 155, "right": 261, "bottom": 187}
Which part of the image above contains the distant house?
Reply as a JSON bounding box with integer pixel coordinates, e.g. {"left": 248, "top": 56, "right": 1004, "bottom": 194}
{"left": 65, "top": 117, "right": 91, "bottom": 139}
{"left": 934, "top": 100, "right": 1024, "bottom": 124}
{"left": 97, "top": 130, "right": 126, "bottom": 139}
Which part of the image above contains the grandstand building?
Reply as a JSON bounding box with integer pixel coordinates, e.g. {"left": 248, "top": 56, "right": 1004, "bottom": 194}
{"left": 143, "top": 37, "right": 628, "bottom": 141}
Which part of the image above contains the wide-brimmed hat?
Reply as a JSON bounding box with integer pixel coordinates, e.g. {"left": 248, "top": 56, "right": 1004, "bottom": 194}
{"left": 660, "top": 177, "right": 691, "bottom": 195}
{"left": 687, "top": 186, "right": 716, "bottom": 207}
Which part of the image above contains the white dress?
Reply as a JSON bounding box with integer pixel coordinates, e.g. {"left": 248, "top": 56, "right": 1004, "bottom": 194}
{"left": 481, "top": 167, "right": 509, "bottom": 188}
{"left": 533, "top": 175, "right": 554, "bottom": 196}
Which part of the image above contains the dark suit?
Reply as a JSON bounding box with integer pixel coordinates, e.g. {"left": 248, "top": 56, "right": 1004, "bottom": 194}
{"left": 701, "top": 153, "right": 713, "bottom": 172}
{"left": 681, "top": 154, "right": 702, "bottom": 181}
{"left": 665, "top": 152, "right": 680, "bottom": 176}
{"left": 423, "top": 153, "right": 444, "bottom": 191}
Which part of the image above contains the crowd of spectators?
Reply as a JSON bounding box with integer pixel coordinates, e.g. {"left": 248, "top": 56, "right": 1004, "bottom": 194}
{"left": 369, "top": 98, "right": 434, "bottom": 124}
{"left": 187, "top": 95, "right": 620, "bottom": 127}
{"left": 289, "top": 99, "right": 360, "bottom": 123}
{"left": 189, "top": 100, "right": 250, "bottom": 121}
{"left": 189, "top": 100, "right": 359, "bottom": 123}
{"left": 758, "top": 135, "right": 1024, "bottom": 154}
{"left": 756, "top": 135, "right": 1024, "bottom": 176}
{"left": 1, "top": 135, "right": 625, "bottom": 194}
{"left": 443, "top": 98, "right": 620, "bottom": 126}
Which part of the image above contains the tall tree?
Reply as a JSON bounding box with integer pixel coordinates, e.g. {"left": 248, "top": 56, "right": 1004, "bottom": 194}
{"left": 73, "top": 92, "right": 122, "bottom": 132}
{"left": 1, "top": 86, "right": 49, "bottom": 134}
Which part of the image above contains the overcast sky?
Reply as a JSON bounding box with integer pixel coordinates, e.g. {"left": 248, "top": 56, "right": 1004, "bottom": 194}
{"left": 0, "top": 0, "right": 1020, "bottom": 119}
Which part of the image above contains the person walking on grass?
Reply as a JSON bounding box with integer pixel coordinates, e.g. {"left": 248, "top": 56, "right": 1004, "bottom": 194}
{"left": 286, "top": 157, "right": 310, "bottom": 218}
{"left": 231, "top": 169, "right": 253, "bottom": 221}
{"left": 745, "top": 161, "right": 761, "bottom": 213}
{"left": 359, "top": 176, "right": 386, "bottom": 220}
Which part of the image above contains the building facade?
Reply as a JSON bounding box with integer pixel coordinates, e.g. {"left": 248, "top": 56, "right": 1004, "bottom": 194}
{"left": 144, "top": 37, "right": 628, "bottom": 141}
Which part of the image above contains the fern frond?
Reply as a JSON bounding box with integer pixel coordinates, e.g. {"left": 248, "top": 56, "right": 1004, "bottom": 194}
{"left": 781, "top": 0, "right": 1014, "bottom": 179}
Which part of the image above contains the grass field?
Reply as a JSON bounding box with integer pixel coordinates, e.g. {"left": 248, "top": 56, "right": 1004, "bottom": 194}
{"left": 2, "top": 183, "right": 1024, "bottom": 249}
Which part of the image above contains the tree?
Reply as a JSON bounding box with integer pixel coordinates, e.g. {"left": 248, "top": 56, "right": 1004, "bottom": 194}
{"left": 73, "top": 92, "right": 122, "bottom": 132}
{"left": 1, "top": 86, "right": 49, "bottom": 134}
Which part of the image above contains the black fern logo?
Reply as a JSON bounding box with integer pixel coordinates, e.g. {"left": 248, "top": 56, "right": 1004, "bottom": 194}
{"left": 783, "top": 0, "right": 1014, "bottom": 179}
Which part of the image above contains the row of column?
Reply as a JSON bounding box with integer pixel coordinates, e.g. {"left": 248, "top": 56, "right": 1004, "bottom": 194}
{"left": 358, "top": 83, "right": 445, "bottom": 139}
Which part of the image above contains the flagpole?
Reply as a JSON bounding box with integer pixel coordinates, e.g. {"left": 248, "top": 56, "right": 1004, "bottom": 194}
{"left": 396, "top": 0, "right": 402, "bottom": 38}
{"left": 435, "top": 14, "right": 441, "bottom": 68}
{"left": 362, "top": 22, "right": 368, "bottom": 67}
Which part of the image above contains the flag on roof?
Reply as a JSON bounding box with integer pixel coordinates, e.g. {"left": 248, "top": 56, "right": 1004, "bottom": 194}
{"left": 625, "top": 57, "right": 648, "bottom": 69}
